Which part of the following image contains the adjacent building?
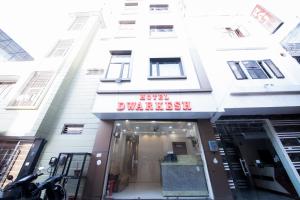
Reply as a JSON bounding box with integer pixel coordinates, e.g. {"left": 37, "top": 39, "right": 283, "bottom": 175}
{"left": 0, "top": 1, "right": 300, "bottom": 200}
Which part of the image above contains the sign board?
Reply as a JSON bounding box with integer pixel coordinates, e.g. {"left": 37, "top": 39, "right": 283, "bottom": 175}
{"left": 116, "top": 93, "right": 192, "bottom": 112}
{"left": 251, "top": 4, "right": 283, "bottom": 34}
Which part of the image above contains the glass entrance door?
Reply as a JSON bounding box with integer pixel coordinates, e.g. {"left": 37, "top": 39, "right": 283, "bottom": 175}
{"left": 104, "top": 120, "right": 211, "bottom": 200}
{"left": 216, "top": 120, "right": 298, "bottom": 200}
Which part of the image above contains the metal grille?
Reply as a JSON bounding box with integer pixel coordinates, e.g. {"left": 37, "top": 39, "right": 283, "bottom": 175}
{"left": 0, "top": 141, "right": 32, "bottom": 189}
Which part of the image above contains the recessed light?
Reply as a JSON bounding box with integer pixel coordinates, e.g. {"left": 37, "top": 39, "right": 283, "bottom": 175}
{"left": 135, "top": 126, "right": 140, "bottom": 130}
{"left": 125, "top": 120, "right": 129, "bottom": 123}
{"left": 116, "top": 123, "right": 121, "bottom": 126}
{"left": 187, "top": 122, "right": 192, "bottom": 126}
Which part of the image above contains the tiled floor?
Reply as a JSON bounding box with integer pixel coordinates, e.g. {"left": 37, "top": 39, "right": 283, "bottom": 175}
{"left": 110, "top": 182, "right": 209, "bottom": 200}
{"left": 108, "top": 182, "right": 295, "bottom": 200}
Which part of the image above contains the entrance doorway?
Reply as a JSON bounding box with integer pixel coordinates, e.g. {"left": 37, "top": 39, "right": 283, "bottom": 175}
{"left": 216, "top": 121, "right": 297, "bottom": 200}
{"left": 104, "top": 121, "right": 211, "bottom": 199}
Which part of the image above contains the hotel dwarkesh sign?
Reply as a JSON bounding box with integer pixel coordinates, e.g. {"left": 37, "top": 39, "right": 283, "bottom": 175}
{"left": 116, "top": 93, "right": 192, "bottom": 112}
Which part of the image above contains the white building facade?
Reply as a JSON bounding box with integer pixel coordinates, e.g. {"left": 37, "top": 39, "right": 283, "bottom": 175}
{"left": 0, "top": 1, "right": 300, "bottom": 200}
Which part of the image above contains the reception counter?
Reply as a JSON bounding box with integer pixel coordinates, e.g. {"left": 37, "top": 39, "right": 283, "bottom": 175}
{"left": 161, "top": 155, "right": 209, "bottom": 197}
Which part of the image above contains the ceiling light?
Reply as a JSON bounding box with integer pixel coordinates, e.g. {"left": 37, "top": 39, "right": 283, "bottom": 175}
{"left": 187, "top": 122, "right": 192, "bottom": 126}
{"left": 169, "top": 126, "right": 173, "bottom": 129}
{"left": 116, "top": 123, "right": 121, "bottom": 126}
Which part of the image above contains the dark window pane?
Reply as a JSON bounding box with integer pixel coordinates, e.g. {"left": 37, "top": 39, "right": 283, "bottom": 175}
{"left": 263, "top": 59, "right": 285, "bottom": 78}
{"left": 227, "top": 61, "right": 247, "bottom": 80}
{"left": 242, "top": 60, "right": 268, "bottom": 79}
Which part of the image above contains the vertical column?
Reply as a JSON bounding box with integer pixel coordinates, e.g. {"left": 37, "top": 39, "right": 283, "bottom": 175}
{"left": 197, "top": 119, "right": 233, "bottom": 200}
{"left": 83, "top": 120, "right": 113, "bottom": 200}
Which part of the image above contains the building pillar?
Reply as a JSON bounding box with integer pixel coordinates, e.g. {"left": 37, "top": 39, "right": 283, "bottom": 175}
{"left": 197, "top": 119, "right": 233, "bottom": 200}
{"left": 83, "top": 120, "right": 113, "bottom": 200}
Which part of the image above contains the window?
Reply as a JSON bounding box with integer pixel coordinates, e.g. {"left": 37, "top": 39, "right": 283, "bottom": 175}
{"left": 62, "top": 124, "right": 84, "bottom": 134}
{"left": 149, "top": 58, "right": 186, "bottom": 79}
{"left": 225, "top": 26, "right": 249, "bottom": 38}
{"left": 102, "top": 51, "right": 131, "bottom": 82}
{"left": 68, "top": 16, "right": 89, "bottom": 31}
{"left": 7, "top": 71, "right": 54, "bottom": 108}
{"left": 150, "top": 25, "right": 174, "bottom": 37}
{"left": 263, "top": 59, "right": 285, "bottom": 78}
{"left": 0, "top": 81, "right": 15, "bottom": 99}
{"left": 227, "top": 61, "right": 248, "bottom": 80}
{"left": 150, "top": 4, "right": 169, "bottom": 11}
{"left": 242, "top": 60, "right": 269, "bottom": 79}
{"left": 47, "top": 39, "right": 73, "bottom": 57}
{"left": 227, "top": 60, "right": 284, "bottom": 80}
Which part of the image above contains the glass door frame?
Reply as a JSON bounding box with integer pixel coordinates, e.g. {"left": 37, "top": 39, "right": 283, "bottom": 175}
{"left": 102, "top": 120, "right": 214, "bottom": 200}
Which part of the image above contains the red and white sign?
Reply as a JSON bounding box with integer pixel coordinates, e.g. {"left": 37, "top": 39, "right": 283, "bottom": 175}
{"left": 251, "top": 4, "right": 283, "bottom": 34}
{"left": 116, "top": 93, "right": 192, "bottom": 112}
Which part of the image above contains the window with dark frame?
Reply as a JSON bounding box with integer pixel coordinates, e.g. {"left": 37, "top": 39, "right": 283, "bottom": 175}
{"left": 242, "top": 60, "right": 269, "bottom": 79}
{"left": 263, "top": 59, "right": 285, "bottom": 78}
{"left": 227, "top": 61, "right": 248, "bottom": 80}
{"left": 149, "top": 58, "right": 186, "bottom": 79}
{"left": 102, "top": 51, "right": 132, "bottom": 82}
{"left": 62, "top": 124, "right": 84, "bottom": 135}
{"left": 228, "top": 60, "right": 285, "bottom": 80}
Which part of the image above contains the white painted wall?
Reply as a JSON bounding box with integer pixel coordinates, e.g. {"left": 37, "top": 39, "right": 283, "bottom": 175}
{"left": 90, "top": 0, "right": 300, "bottom": 119}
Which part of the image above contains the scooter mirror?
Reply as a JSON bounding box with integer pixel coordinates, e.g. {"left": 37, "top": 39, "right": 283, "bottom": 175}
{"left": 6, "top": 175, "right": 13, "bottom": 181}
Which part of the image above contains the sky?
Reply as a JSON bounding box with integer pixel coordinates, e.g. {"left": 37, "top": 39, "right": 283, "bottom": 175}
{"left": 0, "top": 0, "right": 103, "bottom": 59}
{"left": 0, "top": 0, "right": 298, "bottom": 60}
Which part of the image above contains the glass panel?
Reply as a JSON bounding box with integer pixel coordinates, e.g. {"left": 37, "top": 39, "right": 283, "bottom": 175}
{"left": 227, "top": 61, "right": 247, "bottom": 80}
{"left": 151, "top": 63, "right": 158, "bottom": 77}
{"left": 106, "top": 64, "right": 122, "bottom": 79}
{"left": 159, "top": 63, "right": 182, "bottom": 77}
{"left": 242, "top": 61, "right": 268, "bottom": 79}
{"left": 122, "top": 63, "right": 130, "bottom": 79}
{"left": 111, "top": 55, "right": 131, "bottom": 63}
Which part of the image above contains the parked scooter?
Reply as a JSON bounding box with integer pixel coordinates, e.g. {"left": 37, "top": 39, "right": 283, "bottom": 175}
{"left": 1, "top": 169, "right": 43, "bottom": 200}
{"left": 0, "top": 168, "right": 66, "bottom": 200}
